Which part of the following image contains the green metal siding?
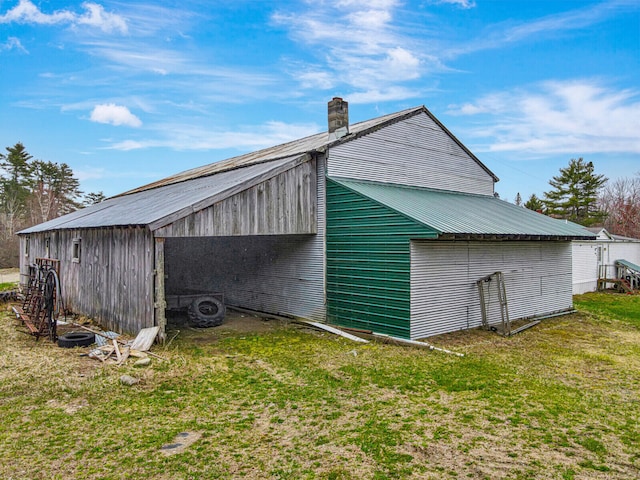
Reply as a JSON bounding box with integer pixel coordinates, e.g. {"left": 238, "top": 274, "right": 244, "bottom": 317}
{"left": 326, "top": 178, "right": 437, "bottom": 338}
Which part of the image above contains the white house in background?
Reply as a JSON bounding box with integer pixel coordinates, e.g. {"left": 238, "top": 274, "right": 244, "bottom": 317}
{"left": 572, "top": 228, "right": 640, "bottom": 294}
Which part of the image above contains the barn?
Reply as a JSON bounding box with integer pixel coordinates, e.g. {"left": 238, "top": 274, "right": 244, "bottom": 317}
{"left": 18, "top": 98, "right": 594, "bottom": 339}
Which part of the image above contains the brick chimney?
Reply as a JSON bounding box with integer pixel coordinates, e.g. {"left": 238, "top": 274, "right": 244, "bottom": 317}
{"left": 328, "top": 97, "right": 349, "bottom": 140}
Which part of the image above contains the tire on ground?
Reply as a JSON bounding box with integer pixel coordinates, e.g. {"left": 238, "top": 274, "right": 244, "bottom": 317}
{"left": 58, "top": 331, "right": 96, "bottom": 348}
{"left": 188, "top": 296, "right": 225, "bottom": 328}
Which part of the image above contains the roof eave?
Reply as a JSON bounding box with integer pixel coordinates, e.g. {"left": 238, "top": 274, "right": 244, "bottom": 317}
{"left": 437, "top": 233, "right": 596, "bottom": 241}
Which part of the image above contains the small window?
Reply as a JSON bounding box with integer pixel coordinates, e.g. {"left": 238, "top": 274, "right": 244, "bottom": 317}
{"left": 72, "top": 239, "right": 81, "bottom": 263}
{"left": 45, "top": 237, "right": 51, "bottom": 258}
{"left": 24, "top": 237, "right": 30, "bottom": 257}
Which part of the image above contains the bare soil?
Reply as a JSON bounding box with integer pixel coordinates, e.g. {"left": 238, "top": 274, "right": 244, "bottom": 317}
{"left": 166, "top": 307, "right": 289, "bottom": 344}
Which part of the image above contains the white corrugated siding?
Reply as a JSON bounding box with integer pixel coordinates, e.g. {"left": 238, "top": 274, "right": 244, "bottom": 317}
{"left": 327, "top": 113, "right": 495, "bottom": 195}
{"left": 163, "top": 156, "right": 326, "bottom": 321}
{"left": 572, "top": 239, "right": 640, "bottom": 294}
{"left": 572, "top": 242, "right": 600, "bottom": 294}
{"left": 410, "top": 241, "right": 573, "bottom": 339}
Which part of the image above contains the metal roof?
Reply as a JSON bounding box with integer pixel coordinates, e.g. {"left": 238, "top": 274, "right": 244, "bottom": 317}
{"left": 330, "top": 178, "right": 596, "bottom": 240}
{"left": 21, "top": 104, "right": 502, "bottom": 234}
{"left": 19, "top": 156, "right": 302, "bottom": 233}
{"left": 119, "top": 105, "right": 497, "bottom": 195}
{"left": 616, "top": 259, "right": 640, "bottom": 271}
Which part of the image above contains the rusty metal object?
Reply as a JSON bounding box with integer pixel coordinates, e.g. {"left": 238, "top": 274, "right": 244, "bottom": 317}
{"left": 14, "top": 258, "right": 61, "bottom": 342}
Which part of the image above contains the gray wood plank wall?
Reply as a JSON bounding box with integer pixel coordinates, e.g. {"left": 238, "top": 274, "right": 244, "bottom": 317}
{"left": 155, "top": 160, "right": 316, "bottom": 237}
{"left": 20, "top": 227, "right": 155, "bottom": 334}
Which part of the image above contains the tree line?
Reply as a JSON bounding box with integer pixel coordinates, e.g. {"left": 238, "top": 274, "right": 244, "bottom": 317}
{"left": 0, "top": 143, "right": 105, "bottom": 267}
{"left": 516, "top": 157, "right": 639, "bottom": 238}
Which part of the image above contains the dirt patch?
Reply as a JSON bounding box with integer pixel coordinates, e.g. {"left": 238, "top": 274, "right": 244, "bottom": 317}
{"left": 167, "top": 308, "right": 288, "bottom": 344}
{"left": 0, "top": 268, "right": 19, "bottom": 284}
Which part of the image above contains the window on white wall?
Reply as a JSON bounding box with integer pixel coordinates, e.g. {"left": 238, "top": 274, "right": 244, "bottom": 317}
{"left": 24, "top": 237, "right": 30, "bottom": 257}
{"left": 45, "top": 238, "right": 51, "bottom": 258}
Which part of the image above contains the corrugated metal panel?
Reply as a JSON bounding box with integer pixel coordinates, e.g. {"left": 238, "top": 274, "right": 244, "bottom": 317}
{"left": 120, "top": 107, "right": 426, "bottom": 195}
{"left": 331, "top": 178, "right": 596, "bottom": 239}
{"left": 572, "top": 242, "right": 600, "bottom": 294}
{"left": 19, "top": 156, "right": 305, "bottom": 233}
{"left": 327, "top": 114, "right": 496, "bottom": 195}
{"left": 326, "top": 179, "right": 438, "bottom": 338}
{"left": 410, "top": 241, "right": 573, "bottom": 339}
{"left": 163, "top": 156, "right": 328, "bottom": 321}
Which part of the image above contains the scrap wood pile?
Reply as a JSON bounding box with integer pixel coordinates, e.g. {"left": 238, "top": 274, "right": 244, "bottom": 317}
{"left": 84, "top": 326, "right": 163, "bottom": 366}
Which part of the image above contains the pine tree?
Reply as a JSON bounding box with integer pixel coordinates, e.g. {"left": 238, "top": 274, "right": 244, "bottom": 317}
{"left": 514, "top": 192, "right": 522, "bottom": 206}
{"left": 28, "top": 160, "right": 82, "bottom": 224}
{"left": 83, "top": 191, "right": 106, "bottom": 206}
{"left": 543, "top": 158, "right": 607, "bottom": 226}
{"left": 524, "top": 193, "right": 543, "bottom": 212}
{"left": 0, "top": 143, "right": 33, "bottom": 238}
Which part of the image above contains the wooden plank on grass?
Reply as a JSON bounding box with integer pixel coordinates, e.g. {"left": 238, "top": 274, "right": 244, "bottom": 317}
{"left": 112, "top": 339, "right": 122, "bottom": 363}
{"left": 130, "top": 326, "right": 160, "bottom": 351}
{"left": 299, "top": 321, "right": 369, "bottom": 343}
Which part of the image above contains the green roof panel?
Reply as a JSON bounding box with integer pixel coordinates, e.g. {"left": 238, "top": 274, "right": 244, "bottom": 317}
{"left": 330, "top": 178, "right": 596, "bottom": 240}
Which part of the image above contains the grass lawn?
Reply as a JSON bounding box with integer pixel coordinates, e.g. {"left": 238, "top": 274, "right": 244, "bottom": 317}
{"left": 1, "top": 293, "right": 639, "bottom": 479}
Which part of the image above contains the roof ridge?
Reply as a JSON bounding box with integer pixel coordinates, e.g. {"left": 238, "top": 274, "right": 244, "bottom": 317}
{"left": 116, "top": 105, "right": 426, "bottom": 197}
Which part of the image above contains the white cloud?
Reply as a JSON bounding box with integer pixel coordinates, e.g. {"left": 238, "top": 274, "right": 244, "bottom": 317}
{"left": 446, "top": 1, "right": 635, "bottom": 57}
{"left": 0, "top": 0, "right": 127, "bottom": 34}
{"left": 1, "top": 36, "right": 27, "bottom": 53}
{"left": 448, "top": 80, "right": 640, "bottom": 155}
{"left": 348, "top": 86, "right": 425, "bottom": 104}
{"left": 438, "top": 0, "right": 476, "bottom": 9}
{"left": 384, "top": 47, "right": 420, "bottom": 79}
{"left": 74, "top": 3, "right": 128, "bottom": 34}
{"left": 272, "top": 1, "right": 429, "bottom": 102}
{"left": 90, "top": 104, "right": 142, "bottom": 127}
{"left": 107, "top": 121, "right": 321, "bottom": 151}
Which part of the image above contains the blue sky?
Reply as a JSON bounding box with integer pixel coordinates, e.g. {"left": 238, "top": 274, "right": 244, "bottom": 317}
{"left": 1, "top": 0, "right": 638, "bottom": 203}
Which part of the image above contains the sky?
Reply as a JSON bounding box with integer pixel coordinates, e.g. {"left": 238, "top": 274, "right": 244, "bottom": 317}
{"left": 0, "top": 0, "right": 639, "bottom": 203}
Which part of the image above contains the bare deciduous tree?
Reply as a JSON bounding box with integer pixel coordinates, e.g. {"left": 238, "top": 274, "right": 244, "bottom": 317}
{"left": 599, "top": 174, "right": 640, "bottom": 239}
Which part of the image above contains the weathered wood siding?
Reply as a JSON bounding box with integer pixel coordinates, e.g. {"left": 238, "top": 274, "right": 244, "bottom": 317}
{"left": 20, "top": 227, "right": 154, "bottom": 334}
{"left": 163, "top": 156, "right": 327, "bottom": 321}
{"left": 327, "top": 113, "right": 495, "bottom": 196}
{"left": 155, "top": 160, "right": 316, "bottom": 237}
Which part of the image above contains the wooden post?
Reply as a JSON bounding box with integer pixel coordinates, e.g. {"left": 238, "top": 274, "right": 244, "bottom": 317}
{"left": 154, "top": 237, "right": 167, "bottom": 342}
